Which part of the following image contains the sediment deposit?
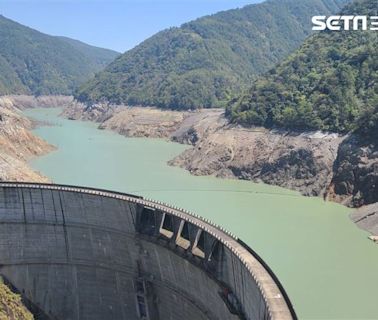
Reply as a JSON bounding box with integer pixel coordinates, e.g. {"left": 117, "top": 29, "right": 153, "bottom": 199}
{"left": 0, "top": 96, "right": 55, "bottom": 182}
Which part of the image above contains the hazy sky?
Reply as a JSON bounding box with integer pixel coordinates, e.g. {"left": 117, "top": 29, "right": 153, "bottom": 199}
{"left": 0, "top": 0, "right": 262, "bottom": 53}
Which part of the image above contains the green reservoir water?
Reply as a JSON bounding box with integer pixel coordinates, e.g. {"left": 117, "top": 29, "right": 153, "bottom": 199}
{"left": 25, "top": 108, "right": 378, "bottom": 320}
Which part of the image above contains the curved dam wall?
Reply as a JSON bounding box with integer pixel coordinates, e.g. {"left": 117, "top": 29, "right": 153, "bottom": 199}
{"left": 0, "top": 183, "right": 296, "bottom": 320}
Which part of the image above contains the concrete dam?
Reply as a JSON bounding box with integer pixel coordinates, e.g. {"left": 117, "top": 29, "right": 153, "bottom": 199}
{"left": 0, "top": 183, "right": 296, "bottom": 320}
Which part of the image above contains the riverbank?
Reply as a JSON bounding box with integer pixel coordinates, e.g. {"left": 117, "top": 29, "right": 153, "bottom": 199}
{"left": 63, "top": 101, "right": 378, "bottom": 236}
{"left": 64, "top": 102, "right": 342, "bottom": 198}
{"left": 0, "top": 96, "right": 54, "bottom": 182}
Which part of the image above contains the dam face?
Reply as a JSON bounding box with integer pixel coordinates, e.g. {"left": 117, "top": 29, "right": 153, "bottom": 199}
{"left": 0, "top": 183, "right": 296, "bottom": 320}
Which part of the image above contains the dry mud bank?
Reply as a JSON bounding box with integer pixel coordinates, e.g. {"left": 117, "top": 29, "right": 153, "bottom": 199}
{"left": 0, "top": 96, "right": 56, "bottom": 182}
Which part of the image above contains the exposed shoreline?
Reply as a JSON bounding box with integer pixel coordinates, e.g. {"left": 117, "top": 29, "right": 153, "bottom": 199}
{"left": 351, "top": 203, "right": 378, "bottom": 237}
{"left": 1, "top": 95, "right": 377, "bottom": 238}
{"left": 0, "top": 95, "right": 59, "bottom": 183}
{"left": 63, "top": 101, "right": 373, "bottom": 203}
{"left": 63, "top": 100, "right": 378, "bottom": 237}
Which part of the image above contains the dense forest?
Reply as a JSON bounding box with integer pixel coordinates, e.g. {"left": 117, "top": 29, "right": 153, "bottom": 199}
{"left": 227, "top": 0, "right": 377, "bottom": 136}
{"left": 0, "top": 15, "right": 119, "bottom": 96}
{"left": 75, "top": 0, "right": 348, "bottom": 109}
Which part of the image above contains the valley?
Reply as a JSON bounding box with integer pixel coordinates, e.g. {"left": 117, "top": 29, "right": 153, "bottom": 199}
{"left": 0, "top": 0, "right": 376, "bottom": 318}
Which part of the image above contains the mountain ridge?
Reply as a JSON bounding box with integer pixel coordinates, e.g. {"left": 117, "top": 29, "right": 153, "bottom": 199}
{"left": 75, "top": 0, "right": 349, "bottom": 109}
{"left": 0, "top": 15, "right": 119, "bottom": 96}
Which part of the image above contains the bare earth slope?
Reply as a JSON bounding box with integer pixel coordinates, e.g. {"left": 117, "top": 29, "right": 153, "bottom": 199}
{"left": 170, "top": 124, "right": 345, "bottom": 197}
{"left": 0, "top": 96, "right": 55, "bottom": 182}
{"left": 0, "top": 279, "right": 33, "bottom": 320}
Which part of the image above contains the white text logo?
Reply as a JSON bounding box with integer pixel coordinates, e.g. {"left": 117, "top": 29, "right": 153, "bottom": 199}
{"left": 312, "top": 16, "right": 378, "bottom": 31}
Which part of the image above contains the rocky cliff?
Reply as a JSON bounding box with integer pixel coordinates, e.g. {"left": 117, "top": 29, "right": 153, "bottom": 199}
{"left": 328, "top": 136, "right": 378, "bottom": 207}
{"left": 170, "top": 125, "right": 345, "bottom": 197}
{"left": 0, "top": 96, "right": 54, "bottom": 182}
{"left": 173, "top": 118, "right": 377, "bottom": 209}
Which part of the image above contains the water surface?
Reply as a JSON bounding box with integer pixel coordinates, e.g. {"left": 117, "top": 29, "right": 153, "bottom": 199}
{"left": 25, "top": 108, "right": 378, "bottom": 320}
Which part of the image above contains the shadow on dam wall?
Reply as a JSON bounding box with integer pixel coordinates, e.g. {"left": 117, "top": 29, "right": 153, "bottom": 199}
{"left": 0, "top": 183, "right": 296, "bottom": 320}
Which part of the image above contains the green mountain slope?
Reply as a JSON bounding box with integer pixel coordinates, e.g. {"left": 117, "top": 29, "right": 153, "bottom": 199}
{"left": 57, "top": 37, "right": 120, "bottom": 68}
{"left": 227, "top": 0, "right": 377, "bottom": 135}
{"left": 75, "top": 0, "right": 348, "bottom": 109}
{"left": 0, "top": 15, "right": 119, "bottom": 96}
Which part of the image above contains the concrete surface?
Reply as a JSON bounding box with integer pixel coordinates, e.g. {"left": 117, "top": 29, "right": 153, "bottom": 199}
{"left": 0, "top": 183, "right": 296, "bottom": 320}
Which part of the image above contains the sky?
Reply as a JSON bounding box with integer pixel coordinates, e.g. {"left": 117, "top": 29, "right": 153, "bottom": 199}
{"left": 0, "top": 0, "right": 262, "bottom": 53}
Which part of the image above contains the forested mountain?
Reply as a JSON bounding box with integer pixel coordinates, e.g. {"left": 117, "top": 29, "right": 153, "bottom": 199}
{"left": 0, "top": 15, "right": 119, "bottom": 96}
{"left": 57, "top": 37, "right": 120, "bottom": 68}
{"left": 227, "top": 0, "right": 377, "bottom": 136}
{"left": 75, "top": 0, "right": 348, "bottom": 109}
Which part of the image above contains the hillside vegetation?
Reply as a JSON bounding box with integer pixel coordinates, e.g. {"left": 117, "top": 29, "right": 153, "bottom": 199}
{"left": 0, "top": 15, "right": 119, "bottom": 96}
{"left": 227, "top": 0, "right": 377, "bottom": 136}
{"left": 0, "top": 280, "right": 33, "bottom": 320}
{"left": 75, "top": 0, "right": 348, "bottom": 109}
{"left": 57, "top": 37, "right": 120, "bottom": 68}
